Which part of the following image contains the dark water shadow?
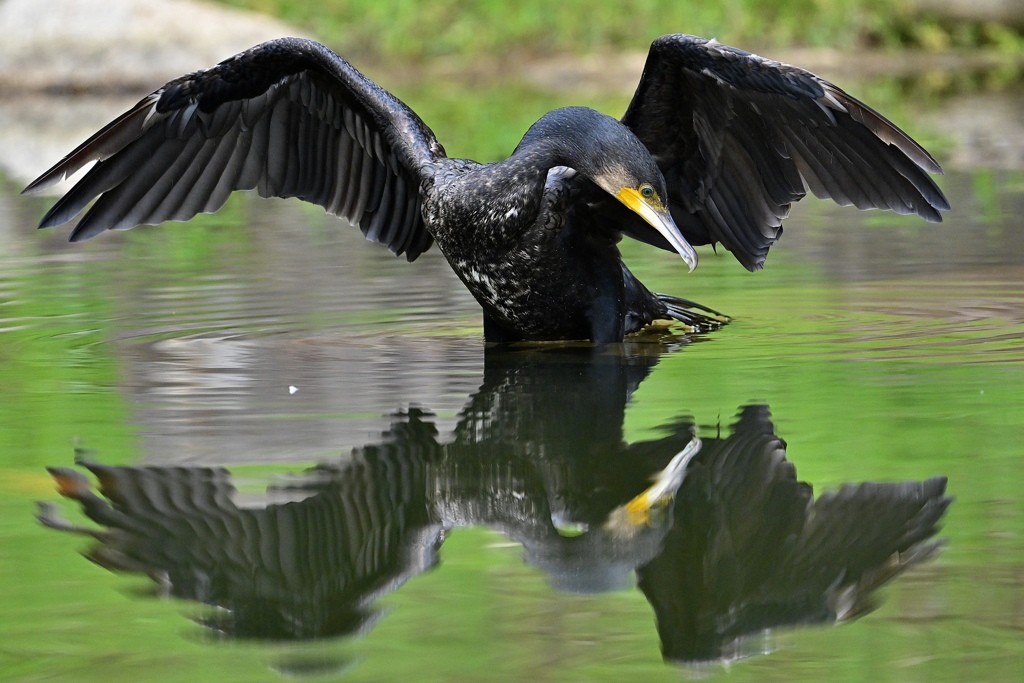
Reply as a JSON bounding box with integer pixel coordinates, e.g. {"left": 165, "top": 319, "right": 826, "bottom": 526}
{"left": 40, "top": 347, "right": 951, "bottom": 666}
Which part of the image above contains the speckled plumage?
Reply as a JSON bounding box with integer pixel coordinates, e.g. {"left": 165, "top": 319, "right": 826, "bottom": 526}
{"left": 25, "top": 35, "right": 949, "bottom": 342}
{"left": 421, "top": 111, "right": 683, "bottom": 341}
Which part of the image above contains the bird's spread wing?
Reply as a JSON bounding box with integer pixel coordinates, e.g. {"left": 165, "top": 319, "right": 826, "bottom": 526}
{"left": 621, "top": 34, "right": 949, "bottom": 270}
{"left": 23, "top": 38, "right": 444, "bottom": 261}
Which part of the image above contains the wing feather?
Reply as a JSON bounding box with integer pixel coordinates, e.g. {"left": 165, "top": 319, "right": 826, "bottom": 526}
{"left": 152, "top": 135, "right": 224, "bottom": 222}
{"left": 238, "top": 110, "right": 269, "bottom": 190}
{"left": 378, "top": 173, "right": 408, "bottom": 248}
{"left": 24, "top": 38, "right": 444, "bottom": 261}
{"left": 622, "top": 34, "right": 948, "bottom": 270}
{"left": 194, "top": 126, "right": 247, "bottom": 215}
{"left": 327, "top": 125, "right": 353, "bottom": 215}
{"left": 69, "top": 137, "right": 196, "bottom": 240}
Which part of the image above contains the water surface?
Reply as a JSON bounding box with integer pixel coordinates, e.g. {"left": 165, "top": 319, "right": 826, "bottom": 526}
{"left": 1, "top": 79, "right": 1023, "bottom": 682}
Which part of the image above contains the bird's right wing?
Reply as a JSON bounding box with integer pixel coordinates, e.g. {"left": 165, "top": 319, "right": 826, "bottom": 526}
{"left": 23, "top": 38, "right": 444, "bottom": 261}
{"left": 621, "top": 35, "right": 949, "bottom": 271}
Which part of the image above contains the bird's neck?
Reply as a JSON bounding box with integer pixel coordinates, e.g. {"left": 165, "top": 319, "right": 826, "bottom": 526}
{"left": 482, "top": 135, "right": 586, "bottom": 218}
{"left": 453, "top": 152, "right": 555, "bottom": 232}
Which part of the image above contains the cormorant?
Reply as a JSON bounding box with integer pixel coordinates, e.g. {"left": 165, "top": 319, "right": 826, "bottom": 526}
{"left": 23, "top": 35, "right": 949, "bottom": 342}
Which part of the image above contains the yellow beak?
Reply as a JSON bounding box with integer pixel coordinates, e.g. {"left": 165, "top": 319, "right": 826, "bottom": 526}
{"left": 616, "top": 188, "right": 697, "bottom": 272}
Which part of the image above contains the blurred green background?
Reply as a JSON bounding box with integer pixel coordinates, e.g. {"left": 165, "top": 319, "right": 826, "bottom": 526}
{"left": 215, "top": 0, "right": 1024, "bottom": 59}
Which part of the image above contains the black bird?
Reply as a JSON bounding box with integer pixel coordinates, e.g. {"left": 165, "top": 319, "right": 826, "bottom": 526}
{"left": 23, "top": 35, "right": 949, "bottom": 342}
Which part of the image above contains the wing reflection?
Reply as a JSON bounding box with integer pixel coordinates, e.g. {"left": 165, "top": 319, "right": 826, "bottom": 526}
{"left": 40, "top": 347, "right": 950, "bottom": 663}
{"left": 636, "top": 404, "right": 950, "bottom": 663}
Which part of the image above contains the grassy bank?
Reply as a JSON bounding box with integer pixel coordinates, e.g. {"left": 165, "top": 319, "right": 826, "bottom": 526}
{"left": 212, "top": 0, "right": 1024, "bottom": 60}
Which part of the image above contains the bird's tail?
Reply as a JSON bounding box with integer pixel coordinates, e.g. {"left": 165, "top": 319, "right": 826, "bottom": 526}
{"left": 656, "top": 293, "right": 731, "bottom": 332}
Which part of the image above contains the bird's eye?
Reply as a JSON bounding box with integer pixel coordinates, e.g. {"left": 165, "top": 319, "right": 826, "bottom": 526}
{"left": 640, "top": 184, "right": 655, "bottom": 199}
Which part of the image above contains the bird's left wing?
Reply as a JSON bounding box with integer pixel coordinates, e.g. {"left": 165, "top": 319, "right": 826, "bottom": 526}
{"left": 23, "top": 38, "right": 444, "bottom": 261}
{"left": 621, "top": 34, "right": 949, "bottom": 270}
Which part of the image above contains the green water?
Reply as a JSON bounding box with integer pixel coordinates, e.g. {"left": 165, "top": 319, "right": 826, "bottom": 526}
{"left": 1, "top": 79, "right": 1023, "bottom": 682}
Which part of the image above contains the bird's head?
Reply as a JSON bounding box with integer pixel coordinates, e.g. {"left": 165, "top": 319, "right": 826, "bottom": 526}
{"left": 522, "top": 107, "right": 698, "bottom": 271}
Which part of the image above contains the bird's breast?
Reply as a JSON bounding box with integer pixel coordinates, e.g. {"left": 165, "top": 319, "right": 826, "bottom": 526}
{"left": 421, "top": 160, "right": 606, "bottom": 338}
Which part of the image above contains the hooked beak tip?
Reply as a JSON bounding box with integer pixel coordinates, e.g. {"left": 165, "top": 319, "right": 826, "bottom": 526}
{"left": 680, "top": 247, "right": 698, "bottom": 272}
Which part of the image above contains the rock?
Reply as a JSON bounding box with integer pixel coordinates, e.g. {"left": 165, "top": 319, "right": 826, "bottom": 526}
{"left": 0, "top": 0, "right": 304, "bottom": 92}
{"left": 0, "top": 0, "right": 303, "bottom": 184}
{"left": 925, "top": 92, "right": 1024, "bottom": 170}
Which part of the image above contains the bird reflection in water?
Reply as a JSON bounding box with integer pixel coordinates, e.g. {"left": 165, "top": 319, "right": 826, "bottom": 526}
{"left": 40, "top": 348, "right": 950, "bottom": 665}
